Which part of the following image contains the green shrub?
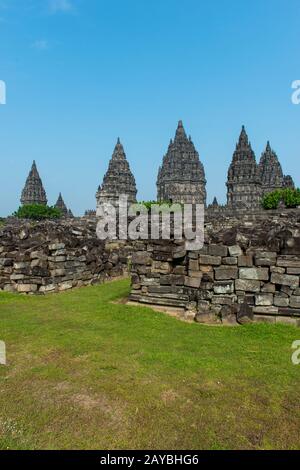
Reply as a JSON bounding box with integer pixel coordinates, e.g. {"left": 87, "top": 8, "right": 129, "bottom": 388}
{"left": 262, "top": 188, "right": 300, "bottom": 210}
{"left": 138, "top": 201, "right": 183, "bottom": 213}
{"left": 282, "top": 188, "right": 300, "bottom": 208}
{"left": 14, "top": 204, "right": 62, "bottom": 220}
{"left": 262, "top": 190, "right": 282, "bottom": 210}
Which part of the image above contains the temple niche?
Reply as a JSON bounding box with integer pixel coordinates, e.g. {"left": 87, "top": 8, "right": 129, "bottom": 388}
{"left": 21, "top": 161, "right": 47, "bottom": 206}
{"left": 157, "top": 121, "right": 207, "bottom": 205}
{"left": 96, "top": 138, "right": 137, "bottom": 210}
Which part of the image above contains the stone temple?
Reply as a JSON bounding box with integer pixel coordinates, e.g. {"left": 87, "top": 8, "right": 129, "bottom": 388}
{"left": 226, "top": 126, "right": 262, "bottom": 209}
{"left": 157, "top": 121, "right": 207, "bottom": 205}
{"left": 19, "top": 124, "right": 296, "bottom": 216}
{"left": 55, "top": 193, "right": 73, "bottom": 218}
{"left": 96, "top": 138, "right": 137, "bottom": 209}
{"left": 225, "top": 126, "right": 294, "bottom": 210}
{"left": 258, "top": 141, "right": 294, "bottom": 196}
{"left": 21, "top": 161, "right": 47, "bottom": 206}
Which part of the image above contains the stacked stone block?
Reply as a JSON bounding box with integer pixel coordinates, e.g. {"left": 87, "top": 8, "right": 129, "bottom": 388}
{"left": 0, "top": 220, "right": 132, "bottom": 294}
{"left": 130, "top": 212, "right": 300, "bottom": 326}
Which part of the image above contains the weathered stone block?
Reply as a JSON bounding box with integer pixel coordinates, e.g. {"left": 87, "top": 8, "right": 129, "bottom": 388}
{"left": 261, "top": 283, "right": 276, "bottom": 293}
{"left": 253, "top": 306, "right": 279, "bottom": 315}
{"left": 213, "top": 281, "right": 234, "bottom": 295}
{"left": 237, "top": 301, "right": 253, "bottom": 324}
{"left": 271, "top": 266, "right": 285, "bottom": 274}
{"left": 255, "top": 252, "right": 277, "bottom": 266}
{"left": 17, "top": 284, "right": 38, "bottom": 293}
{"left": 271, "top": 273, "right": 299, "bottom": 289}
{"left": 235, "top": 278, "right": 260, "bottom": 292}
{"left": 212, "top": 295, "right": 235, "bottom": 305}
{"left": 49, "top": 243, "right": 65, "bottom": 251}
{"left": 228, "top": 245, "right": 243, "bottom": 257}
{"left": 50, "top": 269, "right": 66, "bottom": 277}
{"left": 131, "top": 251, "right": 152, "bottom": 266}
{"left": 184, "top": 276, "right": 201, "bottom": 288}
{"left": 278, "top": 307, "right": 300, "bottom": 317}
{"left": 189, "top": 259, "right": 199, "bottom": 271}
{"left": 290, "top": 296, "right": 300, "bottom": 309}
{"left": 208, "top": 244, "right": 228, "bottom": 257}
{"left": 152, "top": 261, "right": 171, "bottom": 274}
{"left": 14, "top": 262, "right": 30, "bottom": 270}
{"left": 239, "top": 267, "right": 269, "bottom": 281}
{"left": 214, "top": 266, "right": 238, "bottom": 280}
{"left": 173, "top": 265, "right": 186, "bottom": 275}
{"left": 255, "top": 294, "right": 273, "bottom": 306}
{"left": 238, "top": 255, "right": 253, "bottom": 267}
{"left": 39, "top": 284, "right": 56, "bottom": 293}
{"left": 274, "top": 294, "right": 289, "bottom": 307}
{"left": 58, "top": 281, "right": 73, "bottom": 291}
{"left": 199, "top": 255, "right": 221, "bottom": 266}
{"left": 277, "top": 256, "right": 300, "bottom": 268}
{"left": 188, "top": 271, "right": 203, "bottom": 279}
{"left": 287, "top": 268, "right": 300, "bottom": 275}
{"left": 222, "top": 257, "right": 238, "bottom": 265}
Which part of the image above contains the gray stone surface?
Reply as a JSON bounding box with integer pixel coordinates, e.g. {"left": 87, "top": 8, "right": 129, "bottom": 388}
{"left": 21, "top": 161, "right": 47, "bottom": 206}
{"left": 157, "top": 121, "right": 206, "bottom": 204}
{"left": 96, "top": 139, "right": 137, "bottom": 209}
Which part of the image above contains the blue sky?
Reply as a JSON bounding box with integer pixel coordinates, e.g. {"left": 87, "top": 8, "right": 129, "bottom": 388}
{"left": 0, "top": 0, "right": 299, "bottom": 216}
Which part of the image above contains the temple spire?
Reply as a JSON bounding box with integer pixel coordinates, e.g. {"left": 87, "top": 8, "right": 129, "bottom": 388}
{"left": 258, "top": 141, "right": 284, "bottom": 194}
{"left": 112, "top": 138, "right": 126, "bottom": 160}
{"left": 174, "top": 120, "right": 188, "bottom": 142}
{"left": 21, "top": 161, "right": 47, "bottom": 206}
{"left": 226, "top": 126, "right": 260, "bottom": 209}
{"left": 55, "top": 192, "right": 69, "bottom": 217}
{"left": 96, "top": 140, "right": 137, "bottom": 208}
{"left": 157, "top": 121, "right": 206, "bottom": 205}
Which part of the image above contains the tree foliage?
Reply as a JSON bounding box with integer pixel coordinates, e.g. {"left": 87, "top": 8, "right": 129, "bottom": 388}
{"left": 262, "top": 188, "right": 300, "bottom": 210}
{"left": 14, "top": 204, "right": 62, "bottom": 220}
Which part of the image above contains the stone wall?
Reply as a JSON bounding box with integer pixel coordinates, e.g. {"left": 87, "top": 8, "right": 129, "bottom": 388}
{"left": 129, "top": 210, "right": 300, "bottom": 326}
{"left": 0, "top": 219, "right": 132, "bottom": 294}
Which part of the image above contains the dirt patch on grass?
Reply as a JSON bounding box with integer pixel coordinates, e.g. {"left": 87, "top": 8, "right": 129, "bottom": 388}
{"left": 161, "top": 389, "right": 179, "bottom": 404}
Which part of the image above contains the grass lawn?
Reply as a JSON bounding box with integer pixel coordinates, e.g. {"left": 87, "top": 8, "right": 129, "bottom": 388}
{"left": 0, "top": 278, "right": 300, "bottom": 450}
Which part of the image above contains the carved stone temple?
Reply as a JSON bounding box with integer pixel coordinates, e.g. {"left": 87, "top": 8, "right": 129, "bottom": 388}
{"left": 21, "top": 161, "right": 47, "bottom": 206}
{"left": 96, "top": 138, "right": 137, "bottom": 209}
{"left": 157, "top": 121, "right": 207, "bottom": 205}
{"left": 226, "top": 126, "right": 262, "bottom": 209}
{"left": 224, "top": 126, "right": 294, "bottom": 211}
{"left": 55, "top": 193, "right": 73, "bottom": 218}
{"left": 258, "top": 141, "right": 294, "bottom": 196}
{"left": 19, "top": 123, "right": 296, "bottom": 217}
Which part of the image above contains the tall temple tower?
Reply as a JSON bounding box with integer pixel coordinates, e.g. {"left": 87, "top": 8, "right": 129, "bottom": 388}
{"left": 96, "top": 138, "right": 137, "bottom": 209}
{"left": 157, "top": 121, "right": 207, "bottom": 205}
{"left": 258, "top": 141, "right": 285, "bottom": 196}
{"left": 226, "top": 126, "right": 261, "bottom": 209}
{"left": 55, "top": 193, "right": 73, "bottom": 217}
{"left": 21, "top": 161, "right": 47, "bottom": 206}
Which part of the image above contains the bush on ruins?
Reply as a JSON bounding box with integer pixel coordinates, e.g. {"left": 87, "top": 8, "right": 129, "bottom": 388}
{"left": 262, "top": 188, "right": 300, "bottom": 210}
{"left": 14, "top": 204, "right": 62, "bottom": 220}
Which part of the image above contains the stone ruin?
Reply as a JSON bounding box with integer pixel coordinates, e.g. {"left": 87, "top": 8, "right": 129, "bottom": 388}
{"left": 129, "top": 210, "right": 300, "bottom": 326}
{"left": 0, "top": 218, "right": 132, "bottom": 294}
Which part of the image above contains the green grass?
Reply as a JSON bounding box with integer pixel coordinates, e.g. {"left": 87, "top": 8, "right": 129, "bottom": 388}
{"left": 0, "top": 278, "right": 300, "bottom": 450}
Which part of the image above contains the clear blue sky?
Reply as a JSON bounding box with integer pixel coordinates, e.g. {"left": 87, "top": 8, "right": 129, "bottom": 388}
{"left": 0, "top": 0, "right": 299, "bottom": 216}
